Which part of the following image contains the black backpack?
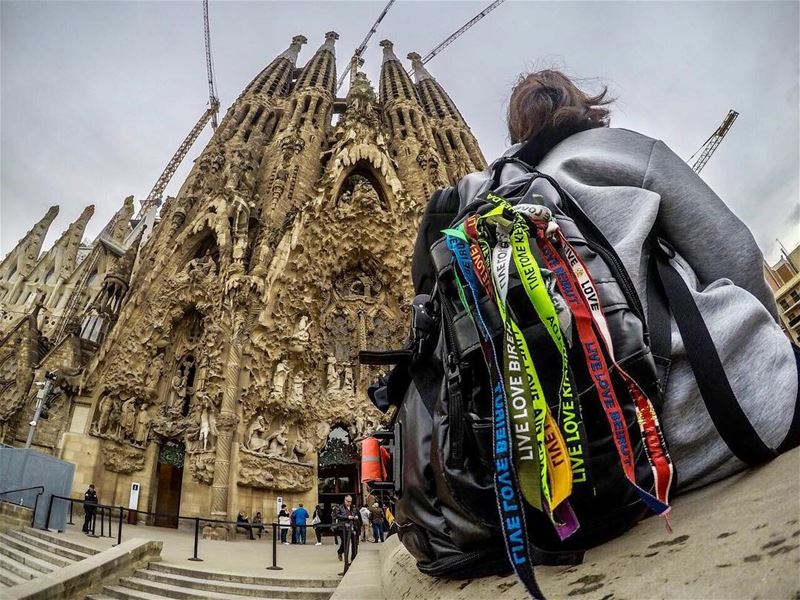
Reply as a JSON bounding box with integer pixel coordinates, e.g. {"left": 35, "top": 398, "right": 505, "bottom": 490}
{"left": 360, "top": 149, "right": 800, "bottom": 599}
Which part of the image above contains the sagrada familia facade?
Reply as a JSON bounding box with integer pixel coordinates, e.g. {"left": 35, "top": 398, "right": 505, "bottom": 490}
{"left": 0, "top": 33, "right": 484, "bottom": 531}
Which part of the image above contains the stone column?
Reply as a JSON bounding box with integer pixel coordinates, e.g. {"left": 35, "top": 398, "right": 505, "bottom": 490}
{"left": 208, "top": 276, "right": 261, "bottom": 525}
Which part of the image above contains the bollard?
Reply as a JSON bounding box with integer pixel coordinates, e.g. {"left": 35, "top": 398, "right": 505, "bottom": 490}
{"left": 188, "top": 517, "right": 203, "bottom": 561}
{"left": 67, "top": 500, "right": 74, "bottom": 525}
{"left": 44, "top": 495, "right": 54, "bottom": 531}
{"left": 114, "top": 506, "right": 123, "bottom": 546}
{"left": 267, "top": 522, "right": 283, "bottom": 570}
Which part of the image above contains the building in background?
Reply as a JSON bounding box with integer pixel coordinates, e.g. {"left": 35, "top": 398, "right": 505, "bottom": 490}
{"left": 765, "top": 242, "right": 800, "bottom": 344}
{"left": 0, "top": 33, "right": 484, "bottom": 534}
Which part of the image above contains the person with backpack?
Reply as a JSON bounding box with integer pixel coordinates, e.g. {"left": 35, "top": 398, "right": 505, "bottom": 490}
{"left": 364, "top": 69, "right": 799, "bottom": 600}
{"left": 278, "top": 504, "right": 290, "bottom": 545}
{"left": 82, "top": 484, "right": 98, "bottom": 534}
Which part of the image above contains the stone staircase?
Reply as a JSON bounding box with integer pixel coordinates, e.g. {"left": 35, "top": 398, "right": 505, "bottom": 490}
{"left": 0, "top": 526, "right": 99, "bottom": 588}
{"left": 86, "top": 562, "right": 340, "bottom": 600}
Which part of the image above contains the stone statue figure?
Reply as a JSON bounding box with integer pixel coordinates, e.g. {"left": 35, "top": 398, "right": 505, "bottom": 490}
{"left": 198, "top": 396, "right": 217, "bottom": 452}
{"left": 270, "top": 360, "right": 288, "bottom": 400}
{"left": 326, "top": 355, "right": 339, "bottom": 394}
{"left": 169, "top": 372, "right": 188, "bottom": 411}
{"left": 134, "top": 404, "right": 151, "bottom": 445}
{"left": 147, "top": 353, "right": 165, "bottom": 390}
{"left": 290, "top": 315, "right": 312, "bottom": 351}
{"left": 289, "top": 372, "right": 305, "bottom": 406}
{"left": 245, "top": 415, "right": 269, "bottom": 452}
{"left": 120, "top": 397, "right": 137, "bottom": 440}
{"left": 108, "top": 400, "right": 121, "bottom": 439}
{"left": 342, "top": 366, "right": 354, "bottom": 394}
{"left": 290, "top": 434, "right": 311, "bottom": 463}
{"left": 95, "top": 395, "right": 113, "bottom": 434}
{"left": 186, "top": 248, "right": 216, "bottom": 278}
{"left": 265, "top": 425, "right": 287, "bottom": 457}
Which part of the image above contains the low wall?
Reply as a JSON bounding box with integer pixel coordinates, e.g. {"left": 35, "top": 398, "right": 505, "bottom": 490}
{"left": 0, "top": 501, "right": 33, "bottom": 533}
{"left": 379, "top": 449, "right": 800, "bottom": 599}
{"left": 6, "top": 538, "right": 162, "bottom": 600}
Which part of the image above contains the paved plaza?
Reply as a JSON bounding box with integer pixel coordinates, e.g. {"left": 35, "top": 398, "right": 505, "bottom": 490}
{"left": 55, "top": 520, "right": 364, "bottom": 580}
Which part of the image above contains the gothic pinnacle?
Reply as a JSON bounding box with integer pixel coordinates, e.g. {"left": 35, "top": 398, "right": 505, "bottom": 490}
{"left": 407, "top": 52, "right": 434, "bottom": 83}
{"left": 380, "top": 39, "right": 399, "bottom": 64}
{"left": 321, "top": 31, "right": 339, "bottom": 54}
{"left": 280, "top": 35, "right": 308, "bottom": 62}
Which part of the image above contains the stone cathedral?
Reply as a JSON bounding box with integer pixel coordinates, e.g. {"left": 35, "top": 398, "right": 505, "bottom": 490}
{"left": 0, "top": 33, "right": 484, "bottom": 531}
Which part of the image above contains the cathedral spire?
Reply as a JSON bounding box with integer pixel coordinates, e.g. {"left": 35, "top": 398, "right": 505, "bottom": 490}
{"left": 379, "top": 40, "right": 418, "bottom": 106}
{"left": 241, "top": 35, "right": 308, "bottom": 100}
{"left": 0, "top": 205, "right": 59, "bottom": 284}
{"left": 408, "top": 51, "right": 464, "bottom": 123}
{"left": 41, "top": 205, "right": 95, "bottom": 277}
{"left": 294, "top": 31, "right": 338, "bottom": 94}
{"left": 97, "top": 195, "right": 134, "bottom": 245}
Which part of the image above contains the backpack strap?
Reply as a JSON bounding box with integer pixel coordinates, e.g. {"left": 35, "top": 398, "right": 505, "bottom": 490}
{"left": 652, "top": 238, "right": 780, "bottom": 466}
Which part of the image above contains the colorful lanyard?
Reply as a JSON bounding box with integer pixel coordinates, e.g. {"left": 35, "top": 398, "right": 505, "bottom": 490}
{"left": 443, "top": 227, "right": 546, "bottom": 600}
{"left": 537, "top": 228, "right": 673, "bottom": 511}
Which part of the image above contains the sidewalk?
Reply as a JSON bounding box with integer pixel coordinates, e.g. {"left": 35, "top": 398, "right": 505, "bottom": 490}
{"left": 56, "top": 522, "right": 346, "bottom": 579}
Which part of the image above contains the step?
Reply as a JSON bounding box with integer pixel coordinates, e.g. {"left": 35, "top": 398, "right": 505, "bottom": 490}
{"left": 0, "top": 552, "right": 39, "bottom": 581}
{"left": 148, "top": 561, "right": 340, "bottom": 588}
{"left": 133, "top": 568, "right": 333, "bottom": 599}
{"left": 121, "top": 574, "right": 330, "bottom": 600}
{"left": 0, "top": 533, "right": 72, "bottom": 568}
{"left": 99, "top": 585, "right": 287, "bottom": 600}
{"left": 0, "top": 562, "right": 28, "bottom": 587}
{"left": 24, "top": 527, "right": 100, "bottom": 555}
{"left": 0, "top": 541, "right": 56, "bottom": 574}
{"left": 7, "top": 529, "right": 93, "bottom": 561}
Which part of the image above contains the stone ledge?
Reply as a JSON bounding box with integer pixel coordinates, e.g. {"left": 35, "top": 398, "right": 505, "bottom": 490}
{"left": 380, "top": 449, "right": 800, "bottom": 599}
{"left": 6, "top": 537, "right": 163, "bottom": 600}
{"left": 330, "top": 545, "right": 383, "bottom": 600}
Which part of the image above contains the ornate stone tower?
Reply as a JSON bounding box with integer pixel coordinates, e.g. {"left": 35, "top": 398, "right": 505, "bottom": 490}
{"left": 0, "top": 33, "right": 485, "bottom": 529}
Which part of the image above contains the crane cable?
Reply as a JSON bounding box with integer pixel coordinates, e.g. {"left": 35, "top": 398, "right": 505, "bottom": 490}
{"left": 410, "top": 0, "right": 506, "bottom": 77}
{"left": 203, "top": 0, "right": 220, "bottom": 128}
{"left": 336, "top": 0, "right": 396, "bottom": 92}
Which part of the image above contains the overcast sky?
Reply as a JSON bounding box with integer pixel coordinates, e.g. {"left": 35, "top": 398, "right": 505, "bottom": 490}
{"left": 1, "top": 1, "right": 798, "bottom": 264}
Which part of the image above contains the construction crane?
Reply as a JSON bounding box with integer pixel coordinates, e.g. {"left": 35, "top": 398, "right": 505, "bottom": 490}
{"left": 688, "top": 109, "right": 739, "bottom": 174}
{"left": 203, "top": 0, "right": 220, "bottom": 129}
{"left": 336, "top": 0, "right": 396, "bottom": 92}
{"left": 130, "top": 0, "right": 220, "bottom": 229}
{"left": 410, "top": 0, "right": 506, "bottom": 76}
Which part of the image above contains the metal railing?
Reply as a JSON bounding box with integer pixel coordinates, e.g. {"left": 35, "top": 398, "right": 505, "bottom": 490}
{"left": 0, "top": 485, "right": 44, "bottom": 527}
{"left": 45, "top": 495, "right": 354, "bottom": 570}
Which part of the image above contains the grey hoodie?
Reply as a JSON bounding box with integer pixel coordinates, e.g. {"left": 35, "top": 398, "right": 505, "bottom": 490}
{"left": 458, "top": 127, "right": 797, "bottom": 491}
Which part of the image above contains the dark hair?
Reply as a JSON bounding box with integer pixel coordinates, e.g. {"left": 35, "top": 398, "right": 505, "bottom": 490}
{"left": 507, "top": 70, "right": 612, "bottom": 148}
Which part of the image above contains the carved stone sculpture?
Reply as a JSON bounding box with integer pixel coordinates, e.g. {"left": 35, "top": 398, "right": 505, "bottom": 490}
{"left": 120, "top": 397, "right": 137, "bottom": 441}
{"left": 134, "top": 404, "right": 151, "bottom": 446}
{"left": 270, "top": 360, "right": 288, "bottom": 401}
{"left": 289, "top": 315, "right": 312, "bottom": 353}
{"left": 245, "top": 415, "right": 269, "bottom": 452}
{"left": 265, "top": 424, "right": 287, "bottom": 457}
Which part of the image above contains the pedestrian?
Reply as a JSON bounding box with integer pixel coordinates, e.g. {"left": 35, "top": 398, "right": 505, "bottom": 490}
{"left": 369, "top": 502, "right": 385, "bottom": 543}
{"left": 312, "top": 504, "right": 323, "bottom": 545}
{"left": 278, "top": 504, "right": 291, "bottom": 545}
{"left": 236, "top": 511, "right": 255, "bottom": 540}
{"left": 335, "top": 494, "right": 361, "bottom": 562}
{"left": 294, "top": 503, "right": 309, "bottom": 544}
{"left": 290, "top": 506, "right": 297, "bottom": 544}
{"left": 252, "top": 511, "right": 264, "bottom": 538}
{"left": 358, "top": 503, "right": 370, "bottom": 542}
{"left": 82, "top": 484, "right": 97, "bottom": 534}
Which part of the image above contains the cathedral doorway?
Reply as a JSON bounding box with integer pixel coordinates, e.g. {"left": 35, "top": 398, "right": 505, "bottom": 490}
{"left": 154, "top": 441, "right": 184, "bottom": 528}
{"left": 317, "top": 426, "right": 360, "bottom": 524}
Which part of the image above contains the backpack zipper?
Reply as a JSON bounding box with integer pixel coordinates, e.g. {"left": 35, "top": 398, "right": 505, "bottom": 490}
{"left": 585, "top": 239, "right": 646, "bottom": 333}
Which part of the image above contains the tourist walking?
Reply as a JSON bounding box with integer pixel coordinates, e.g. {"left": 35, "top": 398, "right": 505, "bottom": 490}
{"left": 312, "top": 505, "right": 323, "bottom": 545}
{"left": 294, "top": 503, "right": 309, "bottom": 544}
{"left": 82, "top": 484, "right": 97, "bottom": 534}
{"left": 369, "top": 502, "right": 385, "bottom": 543}
{"left": 359, "top": 503, "right": 370, "bottom": 542}
{"left": 335, "top": 494, "right": 361, "bottom": 562}
{"left": 278, "top": 504, "right": 291, "bottom": 544}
